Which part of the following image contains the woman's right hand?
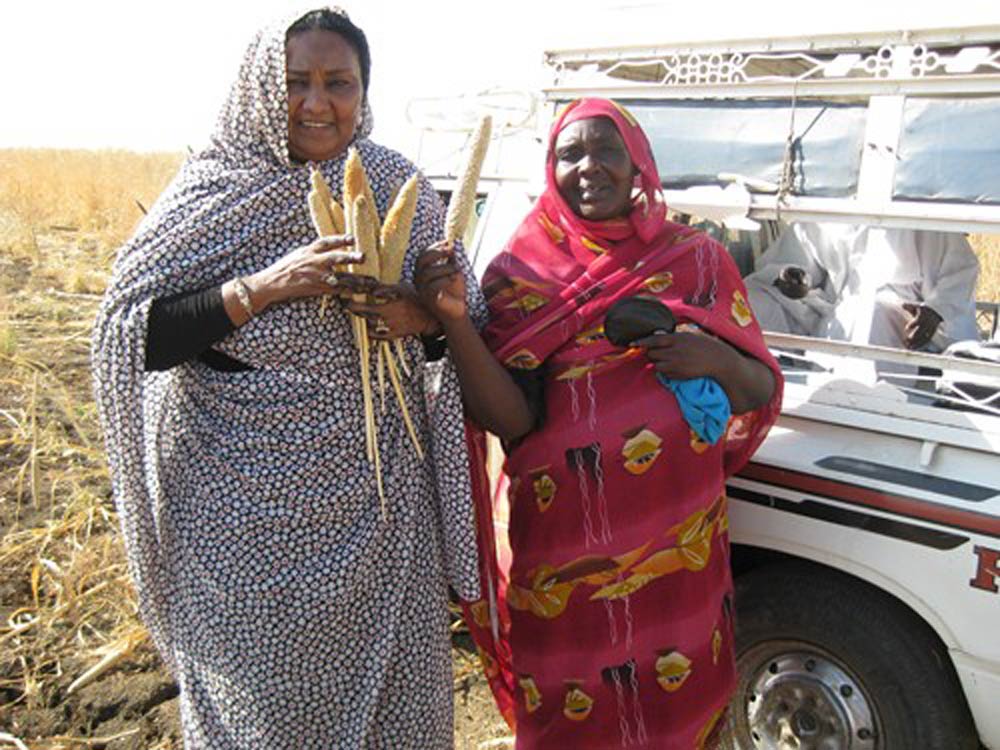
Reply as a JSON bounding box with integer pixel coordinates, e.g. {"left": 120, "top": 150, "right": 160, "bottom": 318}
{"left": 244, "top": 235, "right": 371, "bottom": 311}
{"left": 773, "top": 264, "right": 811, "bottom": 300}
{"left": 414, "top": 241, "right": 468, "bottom": 325}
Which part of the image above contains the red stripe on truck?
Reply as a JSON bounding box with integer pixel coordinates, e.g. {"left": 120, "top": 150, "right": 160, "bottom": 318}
{"left": 738, "top": 462, "right": 1000, "bottom": 539}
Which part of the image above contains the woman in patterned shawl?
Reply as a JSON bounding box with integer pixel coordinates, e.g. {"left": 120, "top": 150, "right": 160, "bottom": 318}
{"left": 92, "top": 7, "right": 482, "bottom": 748}
{"left": 415, "top": 98, "right": 783, "bottom": 748}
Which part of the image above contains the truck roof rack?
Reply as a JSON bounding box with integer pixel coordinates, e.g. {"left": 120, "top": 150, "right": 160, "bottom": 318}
{"left": 542, "top": 26, "right": 1000, "bottom": 232}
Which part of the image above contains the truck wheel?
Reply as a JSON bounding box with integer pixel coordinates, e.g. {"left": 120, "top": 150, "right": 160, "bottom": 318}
{"left": 730, "top": 561, "right": 979, "bottom": 750}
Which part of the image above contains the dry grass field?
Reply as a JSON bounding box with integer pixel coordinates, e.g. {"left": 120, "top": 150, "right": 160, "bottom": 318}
{"left": 974, "top": 233, "right": 1000, "bottom": 310}
{"left": 0, "top": 149, "right": 509, "bottom": 749}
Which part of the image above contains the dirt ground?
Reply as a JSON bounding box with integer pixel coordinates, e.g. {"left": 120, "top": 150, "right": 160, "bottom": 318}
{"left": 2, "top": 632, "right": 509, "bottom": 750}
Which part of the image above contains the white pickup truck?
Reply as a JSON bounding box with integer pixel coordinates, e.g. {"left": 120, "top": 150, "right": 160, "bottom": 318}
{"left": 414, "top": 21, "right": 1000, "bottom": 750}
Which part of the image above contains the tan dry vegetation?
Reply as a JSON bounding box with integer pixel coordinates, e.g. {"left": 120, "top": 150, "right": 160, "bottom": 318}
{"left": 0, "top": 206, "right": 176, "bottom": 746}
{"left": 970, "top": 233, "right": 1000, "bottom": 303}
{"left": 0, "top": 149, "right": 508, "bottom": 749}
{"left": 0, "top": 149, "right": 183, "bottom": 252}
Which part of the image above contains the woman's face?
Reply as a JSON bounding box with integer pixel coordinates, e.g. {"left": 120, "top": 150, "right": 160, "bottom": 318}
{"left": 553, "top": 117, "right": 635, "bottom": 221}
{"left": 285, "top": 29, "right": 363, "bottom": 163}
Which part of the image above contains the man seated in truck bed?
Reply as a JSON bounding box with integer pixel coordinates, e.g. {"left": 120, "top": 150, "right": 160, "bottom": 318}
{"left": 744, "top": 223, "right": 980, "bottom": 355}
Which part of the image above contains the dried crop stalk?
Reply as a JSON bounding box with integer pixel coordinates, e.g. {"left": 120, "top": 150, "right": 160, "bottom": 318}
{"left": 378, "top": 173, "right": 421, "bottom": 392}
{"left": 444, "top": 115, "right": 492, "bottom": 246}
{"left": 308, "top": 173, "right": 337, "bottom": 236}
{"left": 376, "top": 172, "right": 424, "bottom": 453}
{"left": 379, "top": 173, "right": 420, "bottom": 284}
{"left": 338, "top": 168, "right": 386, "bottom": 515}
{"left": 358, "top": 316, "right": 386, "bottom": 516}
{"left": 350, "top": 193, "right": 388, "bottom": 517}
{"left": 343, "top": 149, "right": 380, "bottom": 247}
{"left": 66, "top": 629, "right": 148, "bottom": 695}
{"left": 393, "top": 339, "right": 411, "bottom": 377}
{"left": 308, "top": 192, "right": 336, "bottom": 236}
{"left": 351, "top": 195, "right": 381, "bottom": 281}
{"left": 0, "top": 732, "right": 30, "bottom": 750}
{"left": 28, "top": 374, "right": 39, "bottom": 510}
{"left": 308, "top": 166, "right": 347, "bottom": 317}
{"left": 385, "top": 348, "right": 424, "bottom": 460}
{"left": 376, "top": 344, "right": 387, "bottom": 414}
{"left": 304, "top": 156, "right": 436, "bottom": 520}
{"left": 338, "top": 167, "right": 378, "bottom": 478}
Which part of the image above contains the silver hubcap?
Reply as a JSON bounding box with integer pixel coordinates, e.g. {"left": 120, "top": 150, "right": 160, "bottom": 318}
{"left": 736, "top": 644, "right": 879, "bottom": 750}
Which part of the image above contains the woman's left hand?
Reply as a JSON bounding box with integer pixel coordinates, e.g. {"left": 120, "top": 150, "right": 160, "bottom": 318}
{"left": 901, "top": 302, "right": 943, "bottom": 350}
{"left": 414, "top": 241, "right": 468, "bottom": 325}
{"left": 635, "top": 331, "right": 728, "bottom": 381}
{"left": 636, "top": 330, "right": 775, "bottom": 414}
{"left": 344, "top": 283, "right": 439, "bottom": 340}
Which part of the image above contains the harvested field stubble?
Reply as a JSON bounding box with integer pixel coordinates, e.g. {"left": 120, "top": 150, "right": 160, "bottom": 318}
{"left": 0, "top": 219, "right": 175, "bottom": 746}
{"left": 0, "top": 149, "right": 183, "bottom": 251}
{"left": 971, "top": 233, "right": 1000, "bottom": 302}
{"left": 0, "top": 149, "right": 507, "bottom": 749}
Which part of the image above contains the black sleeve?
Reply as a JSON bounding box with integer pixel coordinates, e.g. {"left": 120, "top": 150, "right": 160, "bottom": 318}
{"left": 508, "top": 364, "right": 546, "bottom": 429}
{"left": 144, "top": 286, "right": 240, "bottom": 371}
{"left": 420, "top": 333, "right": 448, "bottom": 362}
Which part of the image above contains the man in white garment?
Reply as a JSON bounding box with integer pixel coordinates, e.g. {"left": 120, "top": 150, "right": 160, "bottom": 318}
{"left": 745, "top": 222, "right": 980, "bottom": 351}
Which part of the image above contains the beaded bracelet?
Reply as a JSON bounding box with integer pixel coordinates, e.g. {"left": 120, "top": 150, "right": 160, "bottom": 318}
{"left": 232, "top": 277, "right": 255, "bottom": 318}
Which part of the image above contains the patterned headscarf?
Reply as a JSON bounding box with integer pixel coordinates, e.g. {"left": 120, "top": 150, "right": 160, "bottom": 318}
{"left": 483, "top": 97, "right": 673, "bottom": 366}
{"left": 213, "top": 5, "right": 375, "bottom": 169}
{"left": 541, "top": 98, "right": 668, "bottom": 248}
{"left": 92, "top": 6, "right": 482, "bottom": 669}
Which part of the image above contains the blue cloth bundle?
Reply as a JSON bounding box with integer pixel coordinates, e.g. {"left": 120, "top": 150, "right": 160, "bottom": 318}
{"left": 657, "top": 374, "right": 731, "bottom": 445}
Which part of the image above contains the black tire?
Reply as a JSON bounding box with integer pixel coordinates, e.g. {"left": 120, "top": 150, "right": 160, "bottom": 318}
{"left": 729, "top": 561, "right": 979, "bottom": 750}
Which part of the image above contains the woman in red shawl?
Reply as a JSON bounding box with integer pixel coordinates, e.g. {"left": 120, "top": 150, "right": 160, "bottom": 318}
{"left": 416, "top": 98, "right": 782, "bottom": 749}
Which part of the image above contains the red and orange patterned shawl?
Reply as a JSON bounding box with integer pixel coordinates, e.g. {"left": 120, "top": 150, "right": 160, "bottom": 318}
{"left": 464, "top": 99, "right": 783, "bottom": 733}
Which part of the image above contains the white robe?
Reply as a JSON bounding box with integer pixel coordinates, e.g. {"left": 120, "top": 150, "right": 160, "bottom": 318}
{"left": 745, "top": 223, "right": 980, "bottom": 350}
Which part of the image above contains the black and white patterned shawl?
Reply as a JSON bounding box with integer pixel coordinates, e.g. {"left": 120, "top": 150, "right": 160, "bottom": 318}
{"left": 92, "top": 6, "right": 483, "bottom": 670}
